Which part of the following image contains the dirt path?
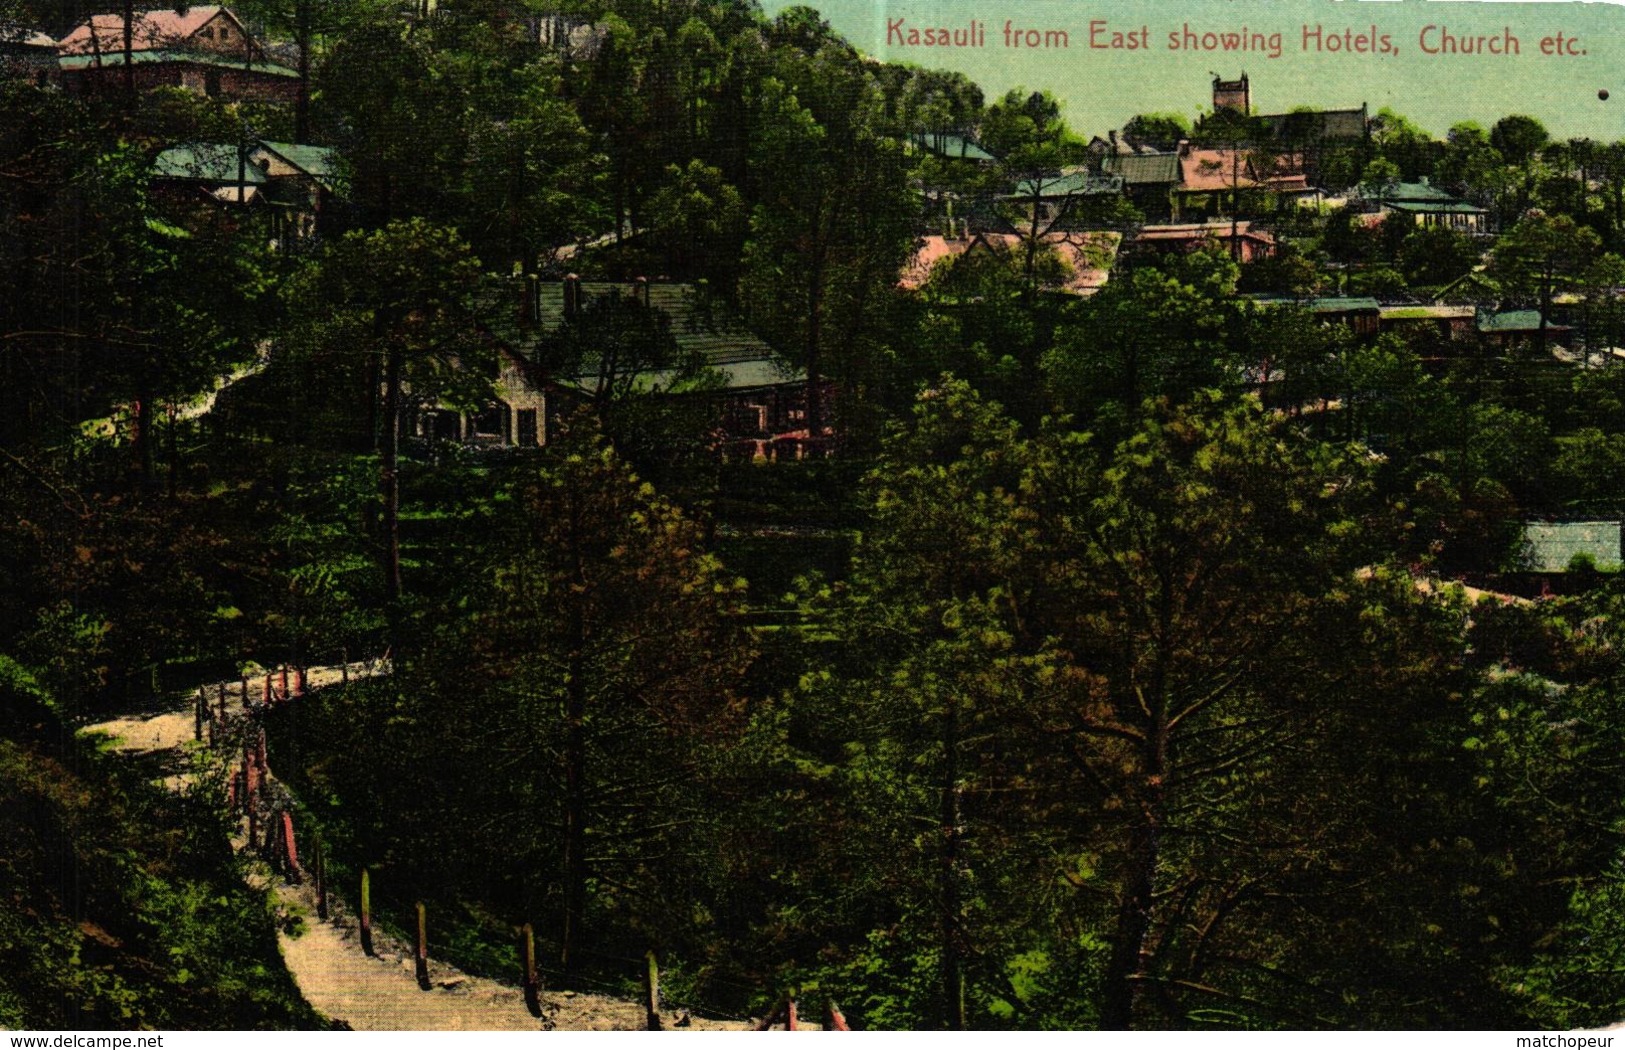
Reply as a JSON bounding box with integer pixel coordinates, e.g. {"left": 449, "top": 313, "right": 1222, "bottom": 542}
{"left": 82, "top": 662, "right": 748, "bottom": 1032}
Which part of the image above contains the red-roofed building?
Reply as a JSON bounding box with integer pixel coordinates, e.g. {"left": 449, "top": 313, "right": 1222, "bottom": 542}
{"left": 1130, "top": 221, "right": 1277, "bottom": 264}
{"left": 900, "top": 231, "right": 1120, "bottom": 296}
{"left": 55, "top": 6, "right": 297, "bottom": 101}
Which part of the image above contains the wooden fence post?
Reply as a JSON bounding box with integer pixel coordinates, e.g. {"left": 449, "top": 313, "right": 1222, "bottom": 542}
{"left": 296, "top": 665, "right": 307, "bottom": 696}
{"left": 751, "top": 997, "right": 787, "bottom": 1031}
{"left": 281, "top": 811, "right": 300, "bottom": 882}
{"left": 826, "top": 998, "right": 850, "bottom": 1031}
{"left": 415, "top": 901, "right": 430, "bottom": 989}
{"left": 359, "top": 868, "right": 374, "bottom": 956}
{"left": 521, "top": 923, "right": 540, "bottom": 1016}
{"left": 194, "top": 690, "right": 204, "bottom": 741}
{"left": 264, "top": 672, "right": 272, "bottom": 704}
{"left": 643, "top": 950, "right": 662, "bottom": 1031}
{"left": 256, "top": 727, "right": 268, "bottom": 776}
{"left": 342, "top": 648, "right": 349, "bottom": 685}
{"left": 786, "top": 994, "right": 798, "bottom": 1031}
{"left": 281, "top": 665, "right": 289, "bottom": 700}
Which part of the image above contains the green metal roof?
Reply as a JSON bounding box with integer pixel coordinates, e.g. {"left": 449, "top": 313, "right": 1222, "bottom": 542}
{"left": 1250, "top": 295, "right": 1380, "bottom": 314}
{"left": 1521, "top": 521, "right": 1621, "bottom": 572}
{"left": 1258, "top": 107, "right": 1368, "bottom": 142}
{"left": 153, "top": 143, "right": 267, "bottom": 184}
{"left": 59, "top": 49, "right": 298, "bottom": 76}
{"left": 1007, "top": 170, "right": 1122, "bottom": 198}
{"left": 1101, "top": 152, "right": 1180, "bottom": 186}
{"left": 911, "top": 132, "right": 994, "bottom": 163}
{"left": 1479, "top": 309, "right": 1558, "bottom": 333}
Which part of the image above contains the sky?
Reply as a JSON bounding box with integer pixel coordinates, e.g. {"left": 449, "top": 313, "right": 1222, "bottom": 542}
{"left": 758, "top": 0, "right": 1625, "bottom": 141}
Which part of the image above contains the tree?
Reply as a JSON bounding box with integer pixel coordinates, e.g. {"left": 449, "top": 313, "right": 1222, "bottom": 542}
{"left": 1490, "top": 209, "right": 1602, "bottom": 351}
{"left": 279, "top": 219, "right": 486, "bottom": 624}
{"left": 739, "top": 29, "right": 915, "bottom": 439}
{"left": 1122, "top": 112, "right": 1191, "bottom": 149}
{"left": 1491, "top": 114, "right": 1550, "bottom": 168}
{"left": 417, "top": 424, "right": 754, "bottom": 976}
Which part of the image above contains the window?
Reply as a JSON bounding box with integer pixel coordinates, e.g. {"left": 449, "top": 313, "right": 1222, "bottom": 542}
{"left": 517, "top": 409, "right": 538, "bottom": 446}
{"left": 198, "top": 27, "right": 213, "bottom": 38}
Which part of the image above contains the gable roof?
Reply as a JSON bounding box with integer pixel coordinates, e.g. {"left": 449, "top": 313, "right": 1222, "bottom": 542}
{"left": 59, "top": 5, "right": 237, "bottom": 55}
{"left": 1102, "top": 152, "right": 1180, "bottom": 186}
{"left": 252, "top": 141, "right": 344, "bottom": 191}
{"left": 1179, "top": 147, "right": 1306, "bottom": 193}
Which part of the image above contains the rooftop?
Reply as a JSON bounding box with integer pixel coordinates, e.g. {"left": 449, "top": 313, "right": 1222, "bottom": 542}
{"left": 59, "top": 5, "right": 229, "bottom": 54}
{"left": 1102, "top": 152, "right": 1181, "bottom": 186}
{"left": 153, "top": 143, "right": 268, "bottom": 184}
{"left": 1521, "top": 521, "right": 1621, "bottom": 573}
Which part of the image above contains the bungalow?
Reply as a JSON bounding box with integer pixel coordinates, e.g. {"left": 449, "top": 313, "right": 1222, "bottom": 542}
{"left": 1357, "top": 179, "right": 1488, "bottom": 234}
{"left": 911, "top": 131, "right": 995, "bottom": 164}
{"left": 1478, "top": 309, "right": 1572, "bottom": 349}
{"left": 150, "top": 140, "right": 345, "bottom": 243}
{"left": 1250, "top": 295, "right": 1382, "bottom": 336}
{"left": 1378, "top": 303, "right": 1476, "bottom": 341}
{"left": 56, "top": 6, "right": 298, "bottom": 101}
{"left": 999, "top": 170, "right": 1124, "bottom": 228}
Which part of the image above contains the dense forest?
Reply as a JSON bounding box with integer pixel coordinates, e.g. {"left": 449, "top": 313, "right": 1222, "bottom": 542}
{"left": 7, "top": 0, "right": 1625, "bottom": 1031}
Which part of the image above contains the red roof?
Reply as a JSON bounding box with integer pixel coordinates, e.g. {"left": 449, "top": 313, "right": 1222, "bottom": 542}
{"left": 59, "top": 5, "right": 232, "bottom": 55}
{"left": 1179, "top": 147, "right": 1308, "bottom": 194}
{"left": 900, "top": 231, "right": 1120, "bottom": 296}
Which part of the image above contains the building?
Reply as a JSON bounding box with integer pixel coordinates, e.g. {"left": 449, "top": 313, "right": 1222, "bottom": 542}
{"left": 56, "top": 6, "right": 298, "bottom": 101}
{"left": 1130, "top": 221, "right": 1277, "bottom": 263}
{"left": 1358, "top": 179, "right": 1489, "bottom": 234}
{"left": 1520, "top": 521, "right": 1621, "bottom": 573}
{"left": 465, "top": 275, "right": 822, "bottom": 458}
{"left": 1212, "top": 73, "right": 1250, "bottom": 114}
{"left": 1100, "top": 152, "right": 1181, "bottom": 218}
{"left": 900, "top": 230, "right": 1119, "bottom": 296}
{"left": 1477, "top": 309, "right": 1572, "bottom": 349}
{"left": 1250, "top": 295, "right": 1382, "bottom": 336}
{"left": 249, "top": 141, "right": 346, "bottom": 243}
{"left": 910, "top": 132, "right": 995, "bottom": 164}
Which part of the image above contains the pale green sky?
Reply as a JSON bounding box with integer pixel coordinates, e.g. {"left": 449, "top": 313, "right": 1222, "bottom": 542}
{"left": 761, "top": 0, "right": 1625, "bottom": 141}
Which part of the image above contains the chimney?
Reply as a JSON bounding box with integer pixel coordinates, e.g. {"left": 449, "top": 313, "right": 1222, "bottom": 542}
{"left": 1177, "top": 138, "right": 1191, "bottom": 158}
{"left": 1109, "top": 129, "right": 1118, "bottom": 149}
{"left": 564, "top": 273, "right": 581, "bottom": 319}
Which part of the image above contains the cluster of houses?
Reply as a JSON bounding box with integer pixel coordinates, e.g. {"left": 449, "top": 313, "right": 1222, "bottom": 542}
{"left": 0, "top": 13, "right": 1590, "bottom": 467}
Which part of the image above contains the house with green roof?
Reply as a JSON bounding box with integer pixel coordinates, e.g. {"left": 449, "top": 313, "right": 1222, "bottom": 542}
{"left": 1356, "top": 178, "right": 1489, "bottom": 234}
{"left": 1101, "top": 152, "right": 1181, "bottom": 218}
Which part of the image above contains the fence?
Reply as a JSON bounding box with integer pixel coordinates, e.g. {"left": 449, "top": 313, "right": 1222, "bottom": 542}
{"left": 194, "top": 662, "right": 848, "bottom": 1031}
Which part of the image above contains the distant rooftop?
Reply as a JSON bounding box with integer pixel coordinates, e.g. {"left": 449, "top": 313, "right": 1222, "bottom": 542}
{"left": 1521, "top": 521, "right": 1621, "bottom": 572}
{"left": 1102, "top": 152, "right": 1180, "bottom": 186}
